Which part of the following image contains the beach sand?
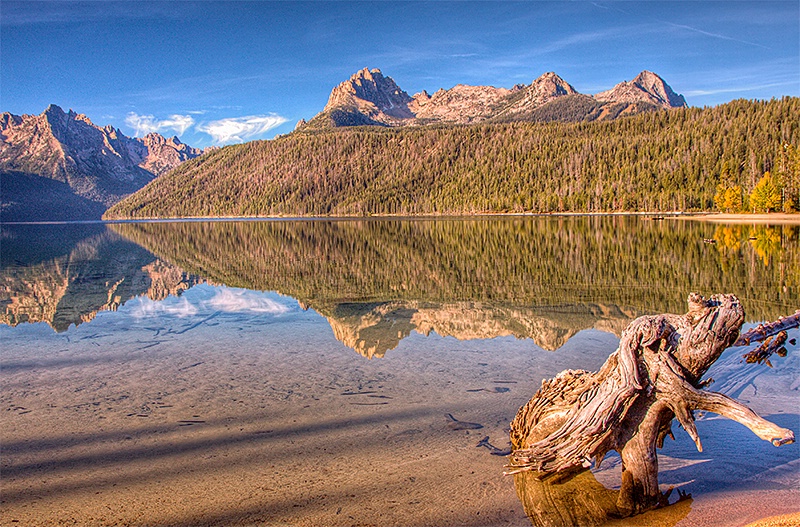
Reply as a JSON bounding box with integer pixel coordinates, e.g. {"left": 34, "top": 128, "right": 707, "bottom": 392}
{"left": 1, "top": 297, "right": 798, "bottom": 527}
{"left": 676, "top": 213, "right": 800, "bottom": 224}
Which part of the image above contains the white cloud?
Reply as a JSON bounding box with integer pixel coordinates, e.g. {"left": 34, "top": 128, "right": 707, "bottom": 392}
{"left": 196, "top": 114, "right": 288, "bottom": 144}
{"left": 125, "top": 112, "right": 195, "bottom": 137}
{"left": 207, "top": 288, "right": 289, "bottom": 314}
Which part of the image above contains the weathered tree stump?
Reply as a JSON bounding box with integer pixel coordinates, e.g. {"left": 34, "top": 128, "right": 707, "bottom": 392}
{"left": 507, "top": 293, "right": 796, "bottom": 517}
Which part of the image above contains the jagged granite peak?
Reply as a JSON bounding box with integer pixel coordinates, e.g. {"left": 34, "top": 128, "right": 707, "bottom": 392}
{"left": 527, "top": 72, "right": 579, "bottom": 100}
{"left": 138, "top": 132, "right": 204, "bottom": 176}
{"left": 323, "top": 67, "right": 414, "bottom": 123}
{"left": 1, "top": 105, "right": 206, "bottom": 221}
{"left": 594, "top": 70, "right": 687, "bottom": 108}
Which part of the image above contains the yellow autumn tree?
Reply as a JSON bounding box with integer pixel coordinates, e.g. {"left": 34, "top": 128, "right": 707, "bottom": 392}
{"left": 713, "top": 184, "right": 743, "bottom": 212}
{"left": 713, "top": 161, "right": 744, "bottom": 213}
{"left": 749, "top": 172, "right": 782, "bottom": 213}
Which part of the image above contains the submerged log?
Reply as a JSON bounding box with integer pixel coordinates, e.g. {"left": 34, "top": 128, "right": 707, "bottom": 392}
{"left": 507, "top": 293, "right": 796, "bottom": 517}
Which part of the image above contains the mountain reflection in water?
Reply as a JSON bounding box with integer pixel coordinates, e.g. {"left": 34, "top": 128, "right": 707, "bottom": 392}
{"left": 1, "top": 217, "right": 798, "bottom": 356}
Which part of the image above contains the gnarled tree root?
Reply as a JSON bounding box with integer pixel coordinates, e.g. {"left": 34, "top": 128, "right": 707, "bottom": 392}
{"left": 507, "top": 293, "right": 796, "bottom": 517}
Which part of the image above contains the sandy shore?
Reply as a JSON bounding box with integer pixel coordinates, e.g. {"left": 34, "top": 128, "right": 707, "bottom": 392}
{"left": 745, "top": 512, "right": 800, "bottom": 527}
{"left": 675, "top": 213, "right": 800, "bottom": 224}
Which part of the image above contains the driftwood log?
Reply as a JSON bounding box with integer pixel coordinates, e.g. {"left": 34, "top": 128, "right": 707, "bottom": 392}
{"left": 507, "top": 293, "right": 796, "bottom": 518}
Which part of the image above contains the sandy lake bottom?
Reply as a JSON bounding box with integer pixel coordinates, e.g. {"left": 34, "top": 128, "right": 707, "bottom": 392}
{"left": 1, "top": 285, "right": 798, "bottom": 527}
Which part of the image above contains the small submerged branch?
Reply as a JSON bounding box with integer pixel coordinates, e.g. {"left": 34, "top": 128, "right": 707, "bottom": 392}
{"left": 734, "top": 310, "right": 798, "bottom": 367}
{"left": 742, "top": 331, "right": 789, "bottom": 367}
{"left": 734, "top": 311, "right": 800, "bottom": 346}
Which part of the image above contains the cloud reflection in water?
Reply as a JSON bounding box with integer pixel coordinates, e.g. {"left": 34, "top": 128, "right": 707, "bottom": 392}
{"left": 128, "top": 285, "right": 290, "bottom": 319}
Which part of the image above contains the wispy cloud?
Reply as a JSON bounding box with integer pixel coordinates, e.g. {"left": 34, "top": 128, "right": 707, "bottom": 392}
{"left": 664, "top": 22, "right": 769, "bottom": 49}
{"left": 1, "top": 2, "right": 182, "bottom": 26}
{"left": 685, "top": 81, "right": 797, "bottom": 97}
{"left": 196, "top": 114, "right": 288, "bottom": 144}
{"left": 532, "top": 26, "right": 641, "bottom": 56}
{"left": 678, "top": 60, "right": 800, "bottom": 100}
{"left": 125, "top": 112, "right": 195, "bottom": 137}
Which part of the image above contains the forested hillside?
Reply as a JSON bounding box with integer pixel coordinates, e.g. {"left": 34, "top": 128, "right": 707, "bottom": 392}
{"left": 105, "top": 97, "right": 799, "bottom": 219}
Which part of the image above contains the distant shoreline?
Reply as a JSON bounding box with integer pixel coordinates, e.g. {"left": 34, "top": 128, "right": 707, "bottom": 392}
{"left": 7, "top": 211, "right": 800, "bottom": 225}
{"left": 103, "top": 210, "right": 799, "bottom": 225}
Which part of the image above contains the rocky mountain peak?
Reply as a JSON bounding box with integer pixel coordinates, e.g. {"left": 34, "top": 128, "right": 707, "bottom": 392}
{"left": 535, "top": 72, "right": 575, "bottom": 90}
{"left": 525, "top": 72, "right": 578, "bottom": 101}
{"left": 631, "top": 70, "right": 687, "bottom": 107}
{"left": 1, "top": 105, "right": 206, "bottom": 221}
{"left": 141, "top": 132, "right": 180, "bottom": 147}
{"left": 490, "top": 72, "right": 579, "bottom": 121}
{"left": 323, "top": 67, "right": 414, "bottom": 122}
{"left": 74, "top": 113, "right": 94, "bottom": 126}
{"left": 0, "top": 112, "right": 23, "bottom": 131}
{"left": 42, "top": 103, "right": 69, "bottom": 128}
{"left": 44, "top": 103, "right": 65, "bottom": 116}
{"left": 410, "top": 83, "right": 512, "bottom": 123}
{"left": 594, "top": 70, "right": 686, "bottom": 108}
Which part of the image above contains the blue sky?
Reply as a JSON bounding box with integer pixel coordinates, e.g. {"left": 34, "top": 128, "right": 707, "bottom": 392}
{"left": 2, "top": 1, "right": 798, "bottom": 148}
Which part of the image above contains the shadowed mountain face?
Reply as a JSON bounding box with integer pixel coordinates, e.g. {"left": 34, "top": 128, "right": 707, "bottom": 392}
{"left": 3, "top": 218, "right": 797, "bottom": 356}
{"left": 303, "top": 68, "right": 686, "bottom": 129}
{"left": 0, "top": 105, "right": 205, "bottom": 221}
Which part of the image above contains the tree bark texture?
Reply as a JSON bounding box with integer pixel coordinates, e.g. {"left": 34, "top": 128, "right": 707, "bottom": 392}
{"left": 507, "top": 293, "right": 796, "bottom": 516}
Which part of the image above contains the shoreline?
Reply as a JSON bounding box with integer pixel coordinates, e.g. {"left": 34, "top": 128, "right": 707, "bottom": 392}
{"left": 4, "top": 211, "right": 799, "bottom": 226}
{"left": 675, "top": 213, "right": 800, "bottom": 224}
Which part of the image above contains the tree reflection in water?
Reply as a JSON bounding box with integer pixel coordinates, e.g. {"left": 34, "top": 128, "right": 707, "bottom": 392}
{"left": 2, "top": 217, "right": 798, "bottom": 355}
{"left": 514, "top": 469, "right": 692, "bottom": 527}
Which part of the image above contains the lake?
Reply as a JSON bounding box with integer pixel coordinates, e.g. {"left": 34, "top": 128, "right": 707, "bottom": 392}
{"left": 1, "top": 216, "right": 798, "bottom": 527}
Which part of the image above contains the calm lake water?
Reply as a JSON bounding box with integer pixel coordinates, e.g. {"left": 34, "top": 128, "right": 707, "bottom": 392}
{"left": 1, "top": 216, "right": 798, "bottom": 527}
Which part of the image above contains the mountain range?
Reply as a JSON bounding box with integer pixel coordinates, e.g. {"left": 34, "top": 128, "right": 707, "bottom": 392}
{"left": 2, "top": 68, "right": 687, "bottom": 221}
{"left": 0, "top": 105, "right": 206, "bottom": 221}
{"left": 300, "top": 68, "right": 686, "bottom": 129}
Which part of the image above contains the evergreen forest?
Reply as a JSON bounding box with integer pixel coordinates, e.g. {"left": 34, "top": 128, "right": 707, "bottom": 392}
{"left": 105, "top": 97, "right": 800, "bottom": 219}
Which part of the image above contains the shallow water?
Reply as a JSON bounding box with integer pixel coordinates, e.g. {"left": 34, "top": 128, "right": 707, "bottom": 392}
{"left": 1, "top": 217, "right": 798, "bottom": 526}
